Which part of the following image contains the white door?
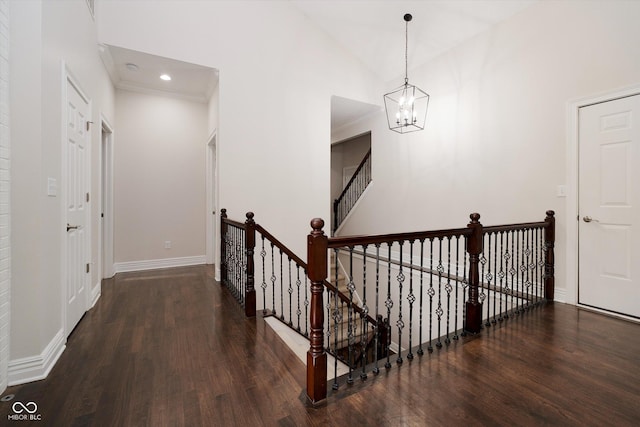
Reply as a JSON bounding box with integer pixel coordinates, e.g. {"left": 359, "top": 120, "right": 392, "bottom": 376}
{"left": 66, "top": 77, "right": 91, "bottom": 334}
{"left": 579, "top": 94, "right": 640, "bottom": 318}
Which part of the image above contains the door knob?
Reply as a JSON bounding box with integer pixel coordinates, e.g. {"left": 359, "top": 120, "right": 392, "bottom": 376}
{"left": 582, "top": 216, "right": 599, "bottom": 223}
{"left": 67, "top": 223, "right": 79, "bottom": 232}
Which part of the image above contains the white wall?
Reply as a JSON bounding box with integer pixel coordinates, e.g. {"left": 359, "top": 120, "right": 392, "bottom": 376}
{"left": 0, "top": 0, "right": 10, "bottom": 393}
{"left": 113, "top": 89, "right": 207, "bottom": 267}
{"left": 337, "top": 1, "right": 640, "bottom": 303}
{"left": 98, "top": 1, "right": 383, "bottom": 259}
{"left": 9, "top": 0, "right": 114, "bottom": 383}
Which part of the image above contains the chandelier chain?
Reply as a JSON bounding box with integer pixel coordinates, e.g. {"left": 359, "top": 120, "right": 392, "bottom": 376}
{"left": 405, "top": 18, "right": 408, "bottom": 84}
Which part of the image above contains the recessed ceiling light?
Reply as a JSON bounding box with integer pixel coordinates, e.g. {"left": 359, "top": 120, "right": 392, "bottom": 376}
{"left": 125, "top": 63, "right": 139, "bottom": 72}
{"left": 160, "top": 74, "right": 172, "bottom": 81}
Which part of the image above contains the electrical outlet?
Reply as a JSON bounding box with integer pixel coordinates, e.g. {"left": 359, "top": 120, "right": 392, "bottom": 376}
{"left": 164, "top": 241, "right": 171, "bottom": 249}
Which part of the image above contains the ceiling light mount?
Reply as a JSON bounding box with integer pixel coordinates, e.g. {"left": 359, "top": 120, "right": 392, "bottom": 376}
{"left": 384, "top": 13, "right": 429, "bottom": 134}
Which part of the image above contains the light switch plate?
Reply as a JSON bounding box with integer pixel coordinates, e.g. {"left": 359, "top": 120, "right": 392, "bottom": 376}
{"left": 47, "top": 177, "right": 57, "bottom": 197}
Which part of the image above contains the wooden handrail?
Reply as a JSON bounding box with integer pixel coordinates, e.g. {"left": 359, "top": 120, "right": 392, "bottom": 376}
{"left": 255, "top": 224, "right": 307, "bottom": 268}
{"left": 328, "top": 227, "right": 472, "bottom": 249}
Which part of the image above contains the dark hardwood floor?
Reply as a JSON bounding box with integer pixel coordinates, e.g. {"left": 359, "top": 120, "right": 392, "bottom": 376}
{"left": 1, "top": 265, "right": 639, "bottom": 426}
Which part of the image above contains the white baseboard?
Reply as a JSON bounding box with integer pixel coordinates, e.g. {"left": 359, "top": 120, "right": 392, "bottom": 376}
{"left": 554, "top": 287, "right": 567, "bottom": 303}
{"left": 90, "top": 281, "right": 101, "bottom": 308}
{"left": 114, "top": 255, "right": 206, "bottom": 274}
{"left": 8, "top": 329, "right": 66, "bottom": 386}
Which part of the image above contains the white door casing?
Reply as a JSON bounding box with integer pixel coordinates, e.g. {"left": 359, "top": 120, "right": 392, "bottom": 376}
{"left": 64, "top": 71, "right": 91, "bottom": 335}
{"left": 578, "top": 94, "right": 640, "bottom": 318}
{"left": 206, "top": 131, "right": 217, "bottom": 266}
{"left": 101, "top": 117, "right": 114, "bottom": 280}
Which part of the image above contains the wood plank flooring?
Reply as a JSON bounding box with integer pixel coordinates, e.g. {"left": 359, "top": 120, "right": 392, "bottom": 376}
{"left": 1, "top": 265, "right": 639, "bottom": 426}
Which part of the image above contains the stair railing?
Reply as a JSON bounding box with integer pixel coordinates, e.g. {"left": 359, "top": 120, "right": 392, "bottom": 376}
{"left": 220, "top": 209, "right": 380, "bottom": 362}
{"left": 333, "top": 148, "right": 372, "bottom": 233}
{"left": 222, "top": 208, "right": 555, "bottom": 404}
{"left": 306, "top": 211, "right": 555, "bottom": 403}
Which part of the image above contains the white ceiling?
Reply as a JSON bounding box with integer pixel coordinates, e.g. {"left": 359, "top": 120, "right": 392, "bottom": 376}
{"left": 292, "top": 0, "right": 538, "bottom": 83}
{"left": 99, "top": 44, "right": 218, "bottom": 103}
{"left": 99, "top": 1, "right": 537, "bottom": 120}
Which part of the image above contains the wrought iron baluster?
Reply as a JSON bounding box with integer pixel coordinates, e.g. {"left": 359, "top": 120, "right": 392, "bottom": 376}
{"left": 509, "top": 230, "right": 516, "bottom": 318}
{"left": 373, "top": 243, "right": 381, "bottom": 375}
{"left": 396, "top": 241, "right": 405, "bottom": 365}
{"left": 295, "top": 265, "right": 302, "bottom": 331}
{"left": 407, "top": 241, "right": 415, "bottom": 360}
{"left": 453, "top": 235, "right": 460, "bottom": 339}
{"left": 436, "top": 238, "right": 444, "bottom": 348}
{"left": 347, "top": 247, "right": 355, "bottom": 384}
{"left": 332, "top": 287, "right": 340, "bottom": 390}
{"left": 287, "top": 257, "right": 293, "bottom": 326}
{"left": 260, "top": 236, "right": 267, "bottom": 315}
{"left": 385, "top": 243, "right": 392, "bottom": 369}
{"left": 279, "top": 249, "right": 284, "bottom": 321}
{"left": 498, "top": 232, "right": 505, "bottom": 321}
{"left": 304, "top": 273, "right": 309, "bottom": 337}
{"left": 492, "top": 232, "right": 499, "bottom": 324}
{"left": 481, "top": 239, "right": 488, "bottom": 327}
{"left": 525, "top": 228, "right": 532, "bottom": 309}
{"left": 428, "top": 238, "right": 434, "bottom": 352}
{"left": 418, "top": 239, "right": 425, "bottom": 354}
{"left": 270, "top": 242, "right": 276, "bottom": 315}
{"left": 460, "top": 239, "right": 469, "bottom": 338}
{"left": 536, "top": 227, "right": 543, "bottom": 303}
{"left": 445, "top": 236, "right": 452, "bottom": 344}
{"left": 360, "top": 245, "right": 368, "bottom": 380}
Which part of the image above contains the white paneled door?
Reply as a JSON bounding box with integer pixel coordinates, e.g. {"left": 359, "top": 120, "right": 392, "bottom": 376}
{"left": 579, "top": 94, "right": 640, "bottom": 318}
{"left": 66, "top": 76, "right": 91, "bottom": 335}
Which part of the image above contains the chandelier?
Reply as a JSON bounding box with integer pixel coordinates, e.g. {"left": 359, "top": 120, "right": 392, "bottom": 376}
{"left": 384, "top": 14, "right": 429, "bottom": 134}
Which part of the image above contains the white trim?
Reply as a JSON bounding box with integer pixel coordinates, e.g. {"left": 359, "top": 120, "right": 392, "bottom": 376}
{"left": 114, "top": 256, "right": 207, "bottom": 274}
{"left": 90, "top": 281, "right": 102, "bottom": 308}
{"left": 576, "top": 304, "right": 640, "bottom": 324}
{"left": 554, "top": 287, "right": 567, "bottom": 304}
{"left": 205, "top": 130, "right": 217, "bottom": 266}
{"left": 8, "top": 329, "right": 66, "bottom": 386}
{"left": 566, "top": 83, "right": 640, "bottom": 307}
{"left": 114, "top": 81, "right": 209, "bottom": 104}
{"left": 99, "top": 115, "right": 115, "bottom": 279}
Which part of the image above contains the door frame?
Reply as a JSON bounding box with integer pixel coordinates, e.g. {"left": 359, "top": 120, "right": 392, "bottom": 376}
{"left": 566, "top": 83, "right": 640, "bottom": 309}
{"left": 100, "top": 115, "right": 114, "bottom": 281}
{"left": 205, "top": 130, "right": 218, "bottom": 272}
{"left": 60, "top": 62, "right": 92, "bottom": 336}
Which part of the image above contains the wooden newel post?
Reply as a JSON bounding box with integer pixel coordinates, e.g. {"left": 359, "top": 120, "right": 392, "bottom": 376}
{"left": 245, "top": 212, "right": 257, "bottom": 317}
{"left": 465, "top": 213, "right": 483, "bottom": 334}
{"left": 220, "top": 208, "right": 227, "bottom": 288}
{"left": 544, "top": 210, "right": 555, "bottom": 302}
{"left": 306, "top": 218, "right": 328, "bottom": 403}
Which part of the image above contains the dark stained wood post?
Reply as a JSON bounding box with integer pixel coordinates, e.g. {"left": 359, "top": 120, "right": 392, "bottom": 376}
{"left": 245, "top": 212, "right": 257, "bottom": 317}
{"left": 306, "top": 218, "right": 328, "bottom": 403}
{"left": 465, "top": 213, "right": 483, "bottom": 334}
{"left": 220, "top": 208, "right": 227, "bottom": 288}
{"left": 544, "top": 210, "right": 556, "bottom": 302}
